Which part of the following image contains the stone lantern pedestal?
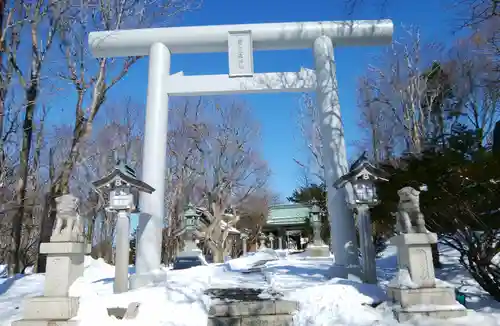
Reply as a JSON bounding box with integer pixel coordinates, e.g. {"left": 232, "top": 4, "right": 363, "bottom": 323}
{"left": 387, "top": 233, "right": 467, "bottom": 321}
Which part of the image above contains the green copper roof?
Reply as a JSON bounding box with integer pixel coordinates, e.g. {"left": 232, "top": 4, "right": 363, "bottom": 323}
{"left": 266, "top": 203, "right": 310, "bottom": 225}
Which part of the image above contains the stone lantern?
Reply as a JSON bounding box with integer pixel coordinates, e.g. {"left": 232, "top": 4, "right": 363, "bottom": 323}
{"left": 309, "top": 200, "right": 322, "bottom": 245}
{"left": 184, "top": 202, "right": 199, "bottom": 231}
{"left": 92, "top": 160, "right": 155, "bottom": 293}
{"left": 333, "top": 152, "right": 387, "bottom": 283}
{"left": 181, "top": 203, "right": 201, "bottom": 253}
{"left": 304, "top": 199, "right": 330, "bottom": 257}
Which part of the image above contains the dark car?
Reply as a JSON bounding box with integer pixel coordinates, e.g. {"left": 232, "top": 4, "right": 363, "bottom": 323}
{"left": 172, "top": 256, "right": 207, "bottom": 270}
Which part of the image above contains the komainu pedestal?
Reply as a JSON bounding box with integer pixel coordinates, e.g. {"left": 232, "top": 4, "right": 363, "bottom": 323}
{"left": 387, "top": 233, "right": 467, "bottom": 322}
{"left": 12, "top": 195, "right": 90, "bottom": 326}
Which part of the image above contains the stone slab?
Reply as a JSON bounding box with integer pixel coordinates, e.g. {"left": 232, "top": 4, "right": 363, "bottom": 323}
{"left": 44, "top": 255, "right": 85, "bottom": 297}
{"left": 242, "top": 314, "right": 293, "bottom": 326}
{"left": 11, "top": 320, "right": 80, "bottom": 326}
{"left": 50, "top": 233, "right": 85, "bottom": 244}
{"left": 207, "top": 314, "right": 293, "bottom": 326}
{"left": 394, "top": 304, "right": 467, "bottom": 322}
{"left": 22, "top": 296, "right": 79, "bottom": 320}
{"left": 209, "top": 300, "right": 298, "bottom": 317}
{"left": 207, "top": 316, "right": 240, "bottom": 326}
{"left": 124, "top": 302, "right": 141, "bottom": 319}
{"left": 274, "top": 301, "right": 298, "bottom": 315}
{"left": 387, "top": 285, "right": 457, "bottom": 308}
{"left": 40, "top": 242, "right": 90, "bottom": 255}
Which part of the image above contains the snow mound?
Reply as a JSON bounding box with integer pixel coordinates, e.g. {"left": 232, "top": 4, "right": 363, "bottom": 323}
{"left": 225, "top": 249, "right": 279, "bottom": 272}
{"left": 288, "top": 278, "right": 392, "bottom": 326}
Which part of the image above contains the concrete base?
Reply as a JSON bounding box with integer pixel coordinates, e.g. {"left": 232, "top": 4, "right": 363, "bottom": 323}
{"left": 393, "top": 304, "right": 467, "bottom": 322}
{"left": 304, "top": 245, "right": 330, "bottom": 258}
{"left": 387, "top": 285, "right": 457, "bottom": 308}
{"left": 22, "top": 296, "right": 79, "bottom": 320}
{"left": 130, "top": 269, "right": 168, "bottom": 289}
{"left": 12, "top": 320, "right": 80, "bottom": 326}
{"left": 388, "top": 284, "right": 468, "bottom": 321}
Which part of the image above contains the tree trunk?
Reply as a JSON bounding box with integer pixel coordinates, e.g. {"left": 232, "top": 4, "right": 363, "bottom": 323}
{"left": 9, "top": 79, "right": 38, "bottom": 275}
{"left": 36, "top": 148, "right": 55, "bottom": 273}
{"left": 213, "top": 249, "right": 224, "bottom": 263}
{"left": 431, "top": 242, "right": 441, "bottom": 268}
{"left": 0, "top": 0, "right": 5, "bottom": 145}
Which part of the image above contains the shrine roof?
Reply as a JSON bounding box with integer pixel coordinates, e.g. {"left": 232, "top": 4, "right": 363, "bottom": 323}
{"left": 266, "top": 203, "right": 310, "bottom": 225}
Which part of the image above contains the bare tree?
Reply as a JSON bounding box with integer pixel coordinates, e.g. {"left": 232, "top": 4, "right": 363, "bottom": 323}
{"left": 37, "top": 0, "right": 200, "bottom": 272}
{"left": 162, "top": 99, "right": 206, "bottom": 263}
{"left": 187, "top": 99, "right": 270, "bottom": 263}
{"left": 357, "top": 27, "right": 447, "bottom": 158}
{"left": 444, "top": 35, "right": 499, "bottom": 141}
{"left": 294, "top": 94, "right": 325, "bottom": 183}
{"left": 2, "top": 1, "right": 67, "bottom": 275}
{"left": 236, "top": 190, "right": 279, "bottom": 251}
{"left": 73, "top": 99, "right": 143, "bottom": 262}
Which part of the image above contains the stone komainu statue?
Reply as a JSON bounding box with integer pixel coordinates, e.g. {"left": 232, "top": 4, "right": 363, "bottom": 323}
{"left": 395, "top": 186, "right": 428, "bottom": 234}
{"left": 53, "top": 194, "right": 82, "bottom": 236}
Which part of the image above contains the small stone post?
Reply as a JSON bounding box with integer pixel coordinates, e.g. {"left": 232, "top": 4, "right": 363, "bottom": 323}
{"left": 258, "top": 233, "right": 267, "bottom": 250}
{"left": 13, "top": 194, "right": 90, "bottom": 326}
{"left": 268, "top": 233, "right": 275, "bottom": 249}
{"left": 240, "top": 232, "right": 248, "bottom": 256}
{"left": 277, "top": 236, "right": 283, "bottom": 250}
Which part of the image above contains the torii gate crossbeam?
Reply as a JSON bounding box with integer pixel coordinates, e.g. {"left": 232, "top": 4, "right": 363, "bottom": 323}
{"left": 88, "top": 19, "right": 393, "bottom": 288}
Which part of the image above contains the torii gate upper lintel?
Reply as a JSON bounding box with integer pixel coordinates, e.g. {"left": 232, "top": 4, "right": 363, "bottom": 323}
{"left": 87, "top": 19, "right": 393, "bottom": 289}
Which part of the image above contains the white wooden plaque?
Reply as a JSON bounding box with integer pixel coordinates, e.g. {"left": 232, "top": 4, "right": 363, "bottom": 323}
{"left": 228, "top": 30, "right": 254, "bottom": 77}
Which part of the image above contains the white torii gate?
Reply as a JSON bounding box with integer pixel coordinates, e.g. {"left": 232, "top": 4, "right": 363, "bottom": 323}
{"left": 88, "top": 19, "right": 393, "bottom": 288}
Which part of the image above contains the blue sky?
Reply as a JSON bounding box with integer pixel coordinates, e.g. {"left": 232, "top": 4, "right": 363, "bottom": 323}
{"left": 102, "top": 0, "right": 460, "bottom": 202}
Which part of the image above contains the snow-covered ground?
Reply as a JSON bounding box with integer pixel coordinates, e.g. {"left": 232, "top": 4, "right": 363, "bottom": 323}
{"left": 1, "top": 245, "right": 499, "bottom": 326}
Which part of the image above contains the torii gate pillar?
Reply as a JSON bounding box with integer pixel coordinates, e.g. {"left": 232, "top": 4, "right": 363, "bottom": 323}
{"left": 89, "top": 20, "right": 393, "bottom": 287}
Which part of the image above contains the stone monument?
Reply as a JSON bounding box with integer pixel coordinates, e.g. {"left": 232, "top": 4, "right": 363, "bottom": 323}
{"left": 387, "top": 187, "right": 467, "bottom": 321}
{"left": 13, "top": 194, "right": 91, "bottom": 326}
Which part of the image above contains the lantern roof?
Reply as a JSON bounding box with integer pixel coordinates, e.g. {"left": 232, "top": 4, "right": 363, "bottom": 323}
{"left": 310, "top": 199, "right": 320, "bottom": 214}
{"left": 333, "top": 152, "right": 388, "bottom": 189}
{"left": 184, "top": 202, "right": 198, "bottom": 218}
{"left": 92, "top": 160, "right": 155, "bottom": 194}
